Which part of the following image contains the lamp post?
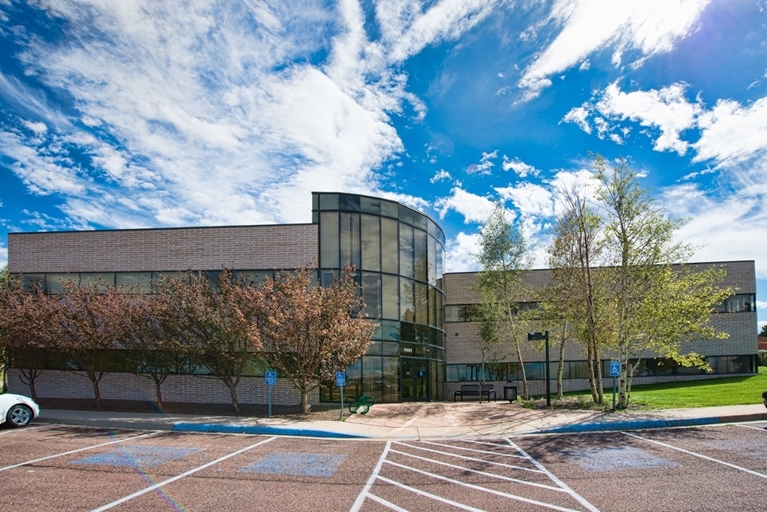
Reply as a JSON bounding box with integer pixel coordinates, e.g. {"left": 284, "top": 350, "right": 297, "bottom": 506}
{"left": 528, "top": 331, "right": 551, "bottom": 407}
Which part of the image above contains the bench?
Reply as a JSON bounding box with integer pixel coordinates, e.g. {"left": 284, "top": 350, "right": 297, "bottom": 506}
{"left": 453, "top": 384, "right": 496, "bottom": 402}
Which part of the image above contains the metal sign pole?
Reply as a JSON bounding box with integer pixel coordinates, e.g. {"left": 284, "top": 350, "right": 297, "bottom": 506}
{"left": 544, "top": 331, "right": 551, "bottom": 407}
{"left": 340, "top": 384, "right": 344, "bottom": 420}
{"left": 268, "top": 386, "right": 273, "bottom": 418}
{"left": 612, "top": 376, "right": 616, "bottom": 412}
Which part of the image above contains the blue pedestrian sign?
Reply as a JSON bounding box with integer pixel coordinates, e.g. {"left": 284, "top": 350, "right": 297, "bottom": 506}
{"left": 609, "top": 361, "right": 621, "bottom": 377}
{"left": 335, "top": 371, "right": 346, "bottom": 387}
{"left": 265, "top": 370, "right": 277, "bottom": 386}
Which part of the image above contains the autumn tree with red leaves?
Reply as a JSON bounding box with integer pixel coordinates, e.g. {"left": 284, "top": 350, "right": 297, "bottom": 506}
{"left": 53, "top": 278, "right": 130, "bottom": 407}
{"left": 251, "top": 265, "right": 376, "bottom": 414}
{"left": 158, "top": 270, "right": 260, "bottom": 412}
{"left": 0, "top": 275, "right": 61, "bottom": 399}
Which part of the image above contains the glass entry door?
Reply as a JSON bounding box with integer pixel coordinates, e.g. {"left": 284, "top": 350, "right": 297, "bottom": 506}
{"left": 401, "top": 358, "right": 429, "bottom": 401}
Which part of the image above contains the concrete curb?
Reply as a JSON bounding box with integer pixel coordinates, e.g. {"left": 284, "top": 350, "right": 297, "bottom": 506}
{"left": 536, "top": 412, "right": 767, "bottom": 434}
{"left": 172, "top": 422, "right": 369, "bottom": 439}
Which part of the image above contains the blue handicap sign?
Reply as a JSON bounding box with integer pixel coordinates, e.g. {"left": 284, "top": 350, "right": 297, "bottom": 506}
{"left": 265, "top": 370, "right": 277, "bottom": 386}
{"left": 335, "top": 371, "right": 346, "bottom": 387}
{"left": 609, "top": 361, "right": 621, "bottom": 377}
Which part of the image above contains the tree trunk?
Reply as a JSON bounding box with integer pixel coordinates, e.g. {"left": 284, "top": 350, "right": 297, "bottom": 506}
{"left": 557, "top": 322, "right": 567, "bottom": 399}
{"left": 89, "top": 373, "right": 102, "bottom": 408}
{"left": 227, "top": 381, "right": 240, "bottom": 413}
{"left": 19, "top": 368, "right": 42, "bottom": 401}
{"left": 153, "top": 375, "right": 164, "bottom": 409}
{"left": 300, "top": 389, "right": 309, "bottom": 414}
{"left": 514, "top": 339, "right": 529, "bottom": 399}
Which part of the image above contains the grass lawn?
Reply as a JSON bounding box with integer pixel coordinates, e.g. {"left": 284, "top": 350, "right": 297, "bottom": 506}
{"left": 561, "top": 366, "right": 767, "bottom": 410}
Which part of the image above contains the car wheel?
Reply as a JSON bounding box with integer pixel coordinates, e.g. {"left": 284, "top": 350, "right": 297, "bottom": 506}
{"left": 7, "top": 404, "right": 32, "bottom": 428}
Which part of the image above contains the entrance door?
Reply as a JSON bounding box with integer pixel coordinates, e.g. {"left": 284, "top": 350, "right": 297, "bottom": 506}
{"left": 401, "top": 358, "right": 429, "bottom": 401}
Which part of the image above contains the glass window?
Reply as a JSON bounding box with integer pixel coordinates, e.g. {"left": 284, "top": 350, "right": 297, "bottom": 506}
{"left": 116, "top": 272, "right": 152, "bottom": 293}
{"left": 398, "top": 205, "right": 414, "bottom": 225}
{"left": 21, "top": 274, "right": 45, "bottom": 291}
{"left": 414, "top": 230, "right": 427, "bottom": 282}
{"left": 380, "top": 320, "right": 400, "bottom": 342}
{"left": 235, "top": 270, "right": 273, "bottom": 287}
{"left": 382, "top": 275, "right": 399, "bottom": 320}
{"left": 362, "top": 272, "right": 381, "bottom": 319}
{"left": 340, "top": 212, "right": 360, "bottom": 268}
{"left": 413, "top": 212, "right": 427, "bottom": 230}
{"left": 339, "top": 194, "right": 360, "bottom": 211}
{"left": 320, "top": 194, "right": 339, "bottom": 210}
{"left": 360, "top": 196, "right": 380, "bottom": 214}
{"left": 361, "top": 215, "right": 380, "bottom": 271}
{"left": 416, "top": 282, "right": 428, "bottom": 324}
{"left": 80, "top": 273, "right": 115, "bottom": 289}
{"left": 381, "top": 341, "right": 400, "bottom": 355}
{"left": 312, "top": 193, "right": 318, "bottom": 211}
{"left": 399, "top": 224, "right": 414, "bottom": 278}
{"left": 445, "top": 305, "right": 460, "bottom": 322}
{"left": 429, "top": 287, "right": 437, "bottom": 326}
{"left": 361, "top": 356, "right": 383, "bottom": 400}
{"left": 436, "top": 243, "right": 444, "bottom": 290}
{"left": 400, "top": 278, "right": 415, "bottom": 322}
{"left": 365, "top": 341, "right": 382, "bottom": 355}
{"left": 320, "top": 212, "right": 339, "bottom": 268}
{"left": 382, "top": 357, "right": 400, "bottom": 402}
{"left": 381, "top": 200, "right": 398, "bottom": 218}
{"left": 45, "top": 273, "right": 74, "bottom": 294}
{"left": 428, "top": 236, "right": 436, "bottom": 286}
{"left": 381, "top": 218, "right": 398, "bottom": 274}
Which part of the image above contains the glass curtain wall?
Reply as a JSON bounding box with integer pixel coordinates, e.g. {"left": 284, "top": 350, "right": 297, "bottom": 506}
{"left": 314, "top": 192, "right": 446, "bottom": 402}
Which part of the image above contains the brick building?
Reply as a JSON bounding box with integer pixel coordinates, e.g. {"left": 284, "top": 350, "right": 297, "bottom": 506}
{"left": 5, "top": 192, "right": 759, "bottom": 406}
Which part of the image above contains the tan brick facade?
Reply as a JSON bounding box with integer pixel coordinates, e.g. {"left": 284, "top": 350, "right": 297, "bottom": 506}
{"left": 8, "top": 223, "right": 318, "bottom": 273}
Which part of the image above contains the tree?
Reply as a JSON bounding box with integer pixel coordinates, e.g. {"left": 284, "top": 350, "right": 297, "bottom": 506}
{"left": 760, "top": 323, "right": 767, "bottom": 337}
{"left": 252, "top": 265, "right": 376, "bottom": 414}
{"left": 158, "top": 270, "right": 260, "bottom": 413}
{"left": 475, "top": 203, "right": 532, "bottom": 399}
{"left": 0, "top": 267, "right": 11, "bottom": 393}
{"left": 121, "top": 288, "right": 198, "bottom": 408}
{"left": 546, "top": 183, "right": 610, "bottom": 404}
{"left": 595, "top": 155, "right": 731, "bottom": 408}
{"left": 0, "top": 276, "right": 60, "bottom": 399}
{"left": 53, "top": 278, "right": 130, "bottom": 408}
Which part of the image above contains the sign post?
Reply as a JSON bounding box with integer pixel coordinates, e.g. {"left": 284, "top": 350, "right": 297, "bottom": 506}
{"left": 609, "top": 361, "right": 621, "bottom": 411}
{"left": 527, "top": 331, "right": 551, "bottom": 406}
{"left": 265, "top": 370, "right": 277, "bottom": 418}
{"left": 335, "top": 371, "right": 346, "bottom": 420}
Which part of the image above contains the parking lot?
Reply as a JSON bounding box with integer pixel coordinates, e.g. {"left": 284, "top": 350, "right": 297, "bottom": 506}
{"left": 1, "top": 421, "right": 766, "bottom": 511}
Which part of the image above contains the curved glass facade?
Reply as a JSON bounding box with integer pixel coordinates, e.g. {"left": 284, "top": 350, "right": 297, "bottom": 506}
{"left": 313, "top": 192, "right": 446, "bottom": 402}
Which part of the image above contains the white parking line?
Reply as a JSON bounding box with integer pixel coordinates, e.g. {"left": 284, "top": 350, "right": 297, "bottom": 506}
{"left": 384, "top": 459, "right": 582, "bottom": 512}
{"left": 389, "top": 448, "right": 565, "bottom": 491}
{"left": 736, "top": 423, "right": 767, "bottom": 432}
{"left": 461, "top": 439, "right": 527, "bottom": 457}
{"left": 91, "top": 436, "right": 277, "bottom": 511}
{"left": 350, "top": 441, "right": 391, "bottom": 512}
{"left": 505, "top": 439, "right": 601, "bottom": 512}
{"left": 420, "top": 440, "right": 529, "bottom": 459}
{"left": 393, "top": 441, "right": 543, "bottom": 473}
{"left": 0, "top": 431, "right": 159, "bottom": 472}
{"left": 624, "top": 432, "right": 767, "bottom": 480}
{"left": 366, "top": 492, "right": 411, "bottom": 512}
{"left": 377, "top": 475, "right": 485, "bottom": 512}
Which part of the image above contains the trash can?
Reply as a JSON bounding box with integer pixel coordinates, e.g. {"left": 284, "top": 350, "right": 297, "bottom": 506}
{"left": 503, "top": 385, "right": 518, "bottom": 402}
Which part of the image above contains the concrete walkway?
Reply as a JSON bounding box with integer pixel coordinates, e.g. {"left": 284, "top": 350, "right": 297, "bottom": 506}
{"left": 34, "top": 401, "right": 767, "bottom": 439}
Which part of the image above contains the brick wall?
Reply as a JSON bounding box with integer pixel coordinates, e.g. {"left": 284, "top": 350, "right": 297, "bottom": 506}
{"left": 8, "top": 224, "right": 318, "bottom": 273}
{"left": 6, "top": 369, "right": 318, "bottom": 406}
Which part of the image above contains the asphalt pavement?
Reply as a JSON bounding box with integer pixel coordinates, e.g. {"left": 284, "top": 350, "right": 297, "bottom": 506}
{"left": 32, "top": 400, "right": 767, "bottom": 439}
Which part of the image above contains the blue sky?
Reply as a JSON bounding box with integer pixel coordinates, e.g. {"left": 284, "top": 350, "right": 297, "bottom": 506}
{"left": 1, "top": 0, "right": 766, "bottom": 331}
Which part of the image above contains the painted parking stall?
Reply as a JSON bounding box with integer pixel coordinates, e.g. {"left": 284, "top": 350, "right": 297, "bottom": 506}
{"left": 353, "top": 439, "right": 598, "bottom": 512}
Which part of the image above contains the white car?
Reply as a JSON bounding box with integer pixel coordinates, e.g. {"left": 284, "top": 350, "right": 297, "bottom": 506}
{"left": 0, "top": 393, "right": 40, "bottom": 428}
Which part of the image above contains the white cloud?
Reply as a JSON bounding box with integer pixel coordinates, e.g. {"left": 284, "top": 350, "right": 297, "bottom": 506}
{"left": 0, "top": 244, "right": 7, "bottom": 268}
{"left": 501, "top": 155, "right": 540, "bottom": 177}
{"left": 519, "top": 0, "right": 711, "bottom": 99}
{"left": 434, "top": 187, "right": 494, "bottom": 223}
{"left": 693, "top": 97, "right": 767, "bottom": 166}
{"left": 444, "top": 231, "right": 481, "bottom": 272}
{"left": 562, "top": 106, "right": 591, "bottom": 134}
{"left": 467, "top": 150, "right": 497, "bottom": 175}
{"left": 430, "top": 169, "right": 452, "bottom": 183}
{"left": 579, "top": 59, "right": 590, "bottom": 71}
{"left": 757, "top": 301, "right": 767, "bottom": 311}
{"left": 594, "top": 82, "right": 698, "bottom": 155}
{"left": 495, "top": 183, "right": 554, "bottom": 219}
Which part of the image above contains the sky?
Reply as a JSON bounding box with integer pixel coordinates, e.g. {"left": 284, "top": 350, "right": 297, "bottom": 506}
{"left": 1, "top": 0, "right": 766, "bottom": 332}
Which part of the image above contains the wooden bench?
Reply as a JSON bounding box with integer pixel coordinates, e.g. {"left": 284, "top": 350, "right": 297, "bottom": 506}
{"left": 453, "top": 384, "right": 496, "bottom": 402}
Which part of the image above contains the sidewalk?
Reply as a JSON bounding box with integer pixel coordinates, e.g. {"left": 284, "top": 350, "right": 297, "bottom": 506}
{"left": 34, "top": 401, "right": 767, "bottom": 439}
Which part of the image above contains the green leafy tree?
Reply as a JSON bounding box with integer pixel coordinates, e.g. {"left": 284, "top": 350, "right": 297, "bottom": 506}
{"left": 759, "top": 324, "right": 767, "bottom": 337}
{"left": 546, "top": 183, "right": 611, "bottom": 404}
{"left": 475, "top": 203, "right": 532, "bottom": 398}
{"left": 595, "top": 155, "right": 731, "bottom": 408}
{"left": 251, "top": 265, "right": 376, "bottom": 414}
